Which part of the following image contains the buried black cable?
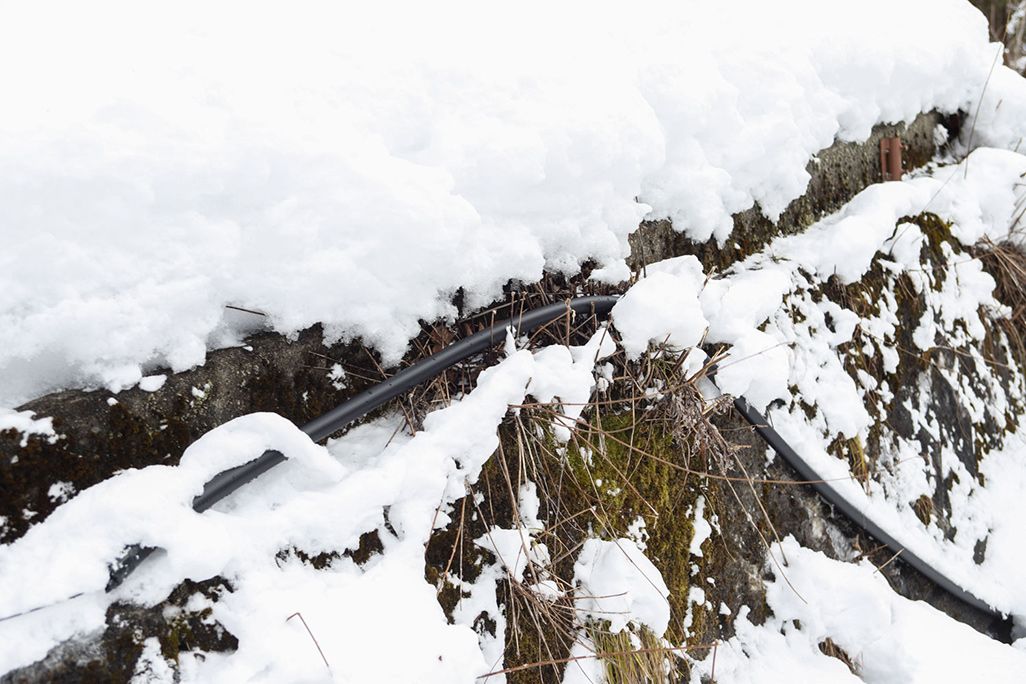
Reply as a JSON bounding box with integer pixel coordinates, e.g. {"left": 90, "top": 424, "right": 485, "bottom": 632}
{"left": 18, "top": 293, "right": 1011, "bottom": 642}
{"left": 104, "top": 295, "right": 620, "bottom": 591}
{"left": 730, "top": 394, "right": 1013, "bottom": 640}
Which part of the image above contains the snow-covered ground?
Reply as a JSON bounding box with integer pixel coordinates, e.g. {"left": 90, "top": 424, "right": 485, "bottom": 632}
{"left": 7, "top": 0, "right": 1026, "bottom": 682}
{"left": 642, "top": 146, "right": 1026, "bottom": 617}
{"left": 693, "top": 538, "right": 1026, "bottom": 684}
{"left": 0, "top": 332, "right": 618, "bottom": 680}
{"left": 613, "top": 144, "right": 1026, "bottom": 680}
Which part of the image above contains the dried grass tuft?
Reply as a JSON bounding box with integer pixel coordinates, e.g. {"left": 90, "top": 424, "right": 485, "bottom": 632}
{"left": 977, "top": 234, "right": 1026, "bottom": 366}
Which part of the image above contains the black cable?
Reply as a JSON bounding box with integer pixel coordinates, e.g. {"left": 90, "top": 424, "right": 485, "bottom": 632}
{"left": 105, "top": 295, "right": 619, "bottom": 590}
{"left": 12, "top": 292, "right": 1013, "bottom": 642}
{"left": 731, "top": 394, "right": 1012, "bottom": 639}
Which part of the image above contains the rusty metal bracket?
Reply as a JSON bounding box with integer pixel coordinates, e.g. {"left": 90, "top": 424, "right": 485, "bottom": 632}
{"left": 880, "top": 136, "right": 903, "bottom": 181}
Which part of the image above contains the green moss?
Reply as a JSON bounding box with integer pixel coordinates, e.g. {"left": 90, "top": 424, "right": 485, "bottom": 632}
{"left": 910, "top": 212, "right": 955, "bottom": 254}
{"left": 421, "top": 395, "right": 734, "bottom": 683}
{"left": 807, "top": 208, "right": 1026, "bottom": 541}
{"left": 564, "top": 414, "right": 697, "bottom": 643}
{"left": 828, "top": 435, "right": 869, "bottom": 486}
{"left": 162, "top": 615, "right": 187, "bottom": 662}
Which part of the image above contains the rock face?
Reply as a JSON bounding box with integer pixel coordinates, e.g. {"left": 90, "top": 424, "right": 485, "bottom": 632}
{"left": 628, "top": 112, "right": 952, "bottom": 273}
{"left": 1, "top": 111, "right": 950, "bottom": 546}
{"left": 969, "top": 1, "right": 1026, "bottom": 73}
{"left": 1, "top": 326, "right": 372, "bottom": 545}
{"left": 7, "top": 109, "right": 1021, "bottom": 681}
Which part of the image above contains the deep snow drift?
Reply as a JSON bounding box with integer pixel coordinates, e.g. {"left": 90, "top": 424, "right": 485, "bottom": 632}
{"left": 0, "top": 0, "right": 1011, "bottom": 408}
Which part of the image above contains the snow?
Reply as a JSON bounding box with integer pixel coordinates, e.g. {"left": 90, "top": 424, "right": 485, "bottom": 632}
{"left": 0, "top": 409, "right": 56, "bottom": 447}
{"left": 527, "top": 325, "right": 617, "bottom": 440}
{"left": 970, "top": 61, "right": 1026, "bottom": 153}
{"left": 612, "top": 145, "right": 1026, "bottom": 623}
{"left": 725, "top": 148, "right": 1026, "bottom": 618}
{"left": 132, "top": 638, "right": 175, "bottom": 683}
{"left": 572, "top": 537, "right": 671, "bottom": 636}
{"left": 46, "top": 482, "right": 75, "bottom": 504}
{"left": 689, "top": 496, "right": 712, "bottom": 558}
{"left": 627, "top": 515, "right": 649, "bottom": 552}
{"left": 561, "top": 635, "right": 607, "bottom": 684}
{"left": 0, "top": 330, "right": 616, "bottom": 680}
{"left": 608, "top": 146, "right": 1026, "bottom": 417}
{"left": 695, "top": 537, "right": 1026, "bottom": 683}
{"left": 458, "top": 480, "right": 557, "bottom": 676}
{"left": 0, "top": 0, "right": 1013, "bottom": 409}
{"left": 624, "top": 145, "right": 1026, "bottom": 411}
{"left": 596, "top": 122, "right": 1026, "bottom": 678}
{"left": 7, "top": 0, "right": 1026, "bottom": 679}
{"left": 475, "top": 523, "right": 548, "bottom": 584}
{"left": 138, "top": 375, "right": 167, "bottom": 393}
{"left": 611, "top": 265, "right": 708, "bottom": 359}
{"left": 713, "top": 329, "right": 792, "bottom": 412}
{"left": 327, "top": 364, "right": 347, "bottom": 391}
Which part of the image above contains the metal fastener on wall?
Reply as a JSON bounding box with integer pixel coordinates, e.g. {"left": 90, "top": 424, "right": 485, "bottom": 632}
{"left": 880, "top": 136, "right": 903, "bottom": 181}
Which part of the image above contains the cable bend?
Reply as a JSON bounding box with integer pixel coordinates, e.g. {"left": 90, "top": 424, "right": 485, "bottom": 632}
{"left": 104, "top": 293, "right": 1011, "bottom": 642}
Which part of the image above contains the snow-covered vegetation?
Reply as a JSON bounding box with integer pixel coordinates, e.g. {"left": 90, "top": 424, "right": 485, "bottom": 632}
{"left": 5, "top": 1, "right": 1026, "bottom": 682}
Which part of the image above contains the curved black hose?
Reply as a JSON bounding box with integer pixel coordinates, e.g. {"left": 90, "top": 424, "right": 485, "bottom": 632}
{"left": 732, "top": 395, "right": 1011, "bottom": 638}
{"left": 105, "top": 295, "right": 619, "bottom": 589}
{"left": 63, "top": 293, "right": 1018, "bottom": 641}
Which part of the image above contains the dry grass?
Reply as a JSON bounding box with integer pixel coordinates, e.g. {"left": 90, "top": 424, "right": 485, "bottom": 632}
{"left": 589, "top": 626, "right": 679, "bottom": 684}
{"left": 416, "top": 311, "right": 800, "bottom": 681}
{"left": 818, "top": 638, "right": 858, "bottom": 675}
{"left": 977, "top": 234, "right": 1026, "bottom": 366}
